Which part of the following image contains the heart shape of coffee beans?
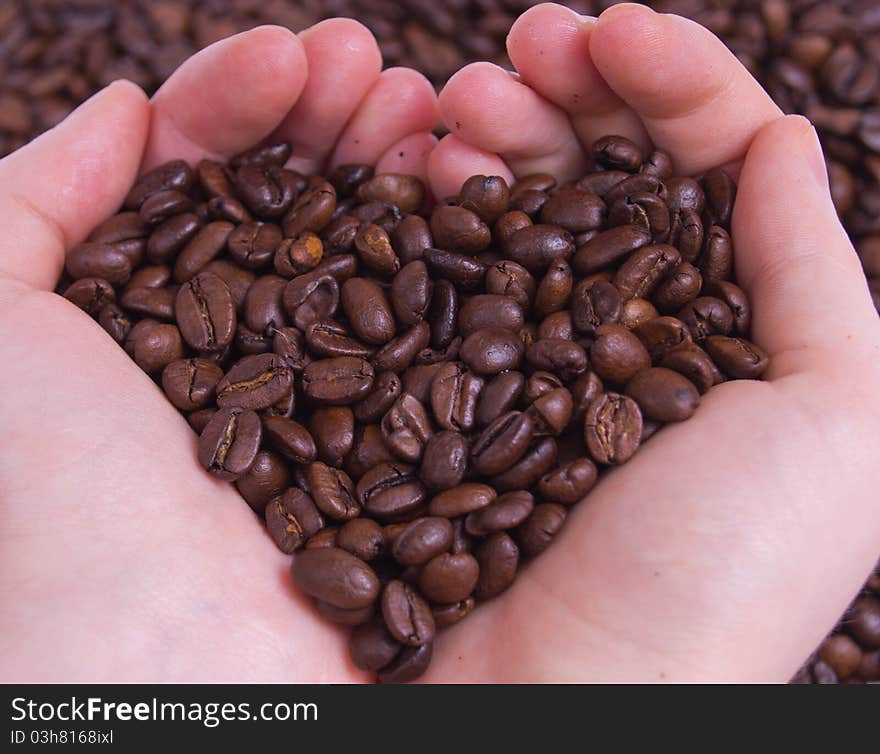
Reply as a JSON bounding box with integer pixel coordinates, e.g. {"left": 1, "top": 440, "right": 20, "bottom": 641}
{"left": 61, "top": 135, "right": 768, "bottom": 682}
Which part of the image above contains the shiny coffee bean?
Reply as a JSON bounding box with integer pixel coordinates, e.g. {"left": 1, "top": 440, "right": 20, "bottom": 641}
{"left": 653, "top": 262, "right": 703, "bottom": 314}
{"left": 485, "top": 260, "right": 536, "bottom": 309}
{"left": 423, "top": 247, "right": 487, "bottom": 291}
{"left": 465, "top": 490, "right": 535, "bottom": 535}
{"left": 659, "top": 345, "right": 722, "bottom": 394}
{"left": 431, "top": 205, "right": 491, "bottom": 254}
{"left": 593, "top": 135, "right": 644, "bottom": 172}
{"left": 705, "top": 336, "right": 769, "bottom": 379}
{"left": 349, "top": 618, "right": 402, "bottom": 672}
{"left": 173, "top": 221, "right": 234, "bottom": 283}
{"left": 590, "top": 324, "right": 652, "bottom": 384}
{"left": 377, "top": 642, "right": 432, "bottom": 683}
{"left": 571, "top": 225, "right": 652, "bottom": 276}
{"left": 161, "top": 357, "right": 223, "bottom": 411}
{"left": 584, "top": 392, "right": 643, "bottom": 465}
{"left": 373, "top": 321, "right": 431, "bottom": 373}
{"left": 471, "top": 411, "right": 534, "bottom": 476}
{"left": 614, "top": 243, "right": 681, "bottom": 300}
{"left": 197, "top": 407, "right": 262, "bottom": 481}
{"left": 381, "top": 580, "right": 435, "bottom": 646}
{"left": 419, "top": 553, "right": 480, "bottom": 604}
{"left": 526, "top": 338, "right": 589, "bottom": 382}
{"left": 392, "top": 517, "right": 454, "bottom": 566}
{"left": 475, "top": 533, "right": 519, "bottom": 600}
{"left": 432, "top": 598, "right": 476, "bottom": 628}
{"left": 216, "top": 353, "right": 293, "bottom": 410}
{"left": 419, "top": 431, "right": 468, "bottom": 491}
{"left": 346, "top": 424, "right": 396, "bottom": 480}
{"left": 266, "top": 488, "right": 324, "bottom": 554}
{"left": 341, "top": 278, "right": 396, "bottom": 345}
{"left": 430, "top": 361, "right": 483, "bottom": 432}
{"left": 625, "top": 367, "right": 700, "bottom": 422}
{"left": 475, "top": 370, "right": 525, "bottom": 428}
{"left": 283, "top": 271, "right": 340, "bottom": 330}
{"left": 175, "top": 271, "right": 236, "bottom": 352}
{"left": 391, "top": 260, "right": 432, "bottom": 326}
{"left": 459, "top": 175, "right": 510, "bottom": 224}
{"left": 539, "top": 458, "right": 598, "bottom": 505}
{"left": 357, "top": 462, "right": 427, "bottom": 520}
{"left": 291, "top": 547, "right": 379, "bottom": 610}
{"left": 428, "top": 483, "right": 496, "bottom": 518}
{"left": 504, "top": 224, "right": 575, "bottom": 274}
{"left": 678, "top": 297, "right": 734, "bottom": 341}
{"left": 310, "top": 406, "right": 355, "bottom": 467}
{"left": 516, "top": 503, "right": 568, "bottom": 557}
{"left": 356, "top": 173, "right": 425, "bottom": 214}
{"left": 381, "top": 393, "right": 434, "bottom": 463}
{"left": 303, "top": 356, "right": 374, "bottom": 405}
{"left": 458, "top": 294, "right": 524, "bottom": 337}
{"left": 235, "top": 449, "right": 290, "bottom": 514}
{"left": 460, "top": 327, "right": 524, "bottom": 375}
{"left": 307, "top": 461, "right": 360, "bottom": 521}
{"left": 337, "top": 518, "right": 385, "bottom": 562}
{"left": 227, "top": 222, "right": 282, "bottom": 270}
{"left": 635, "top": 316, "right": 693, "bottom": 362}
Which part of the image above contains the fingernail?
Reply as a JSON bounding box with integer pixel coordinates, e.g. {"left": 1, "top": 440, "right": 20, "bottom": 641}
{"left": 801, "top": 119, "right": 828, "bottom": 190}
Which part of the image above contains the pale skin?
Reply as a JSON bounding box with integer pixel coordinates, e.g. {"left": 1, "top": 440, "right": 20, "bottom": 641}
{"left": 0, "top": 4, "right": 877, "bottom": 683}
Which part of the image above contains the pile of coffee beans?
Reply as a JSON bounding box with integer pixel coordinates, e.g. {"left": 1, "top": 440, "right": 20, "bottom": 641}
{"left": 60, "top": 133, "right": 770, "bottom": 681}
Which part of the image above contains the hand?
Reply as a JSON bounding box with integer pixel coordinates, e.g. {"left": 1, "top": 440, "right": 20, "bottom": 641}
{"left": 0, "top": 20, "right": 437, "bottom": 682}
{"left": 418, "top": 3, "right": 880, "bottom": 682}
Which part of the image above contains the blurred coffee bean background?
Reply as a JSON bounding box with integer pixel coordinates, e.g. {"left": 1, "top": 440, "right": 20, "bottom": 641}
{"left": 1, "top": 0, "right": 878, "bottom": 683}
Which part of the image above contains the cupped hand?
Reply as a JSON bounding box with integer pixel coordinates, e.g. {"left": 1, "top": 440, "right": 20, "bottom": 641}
{"left": 0, "top": 20, "right": 437, "bottom": 682}
{"left": 420, "top": 3, "right": 880, "bottom": 682}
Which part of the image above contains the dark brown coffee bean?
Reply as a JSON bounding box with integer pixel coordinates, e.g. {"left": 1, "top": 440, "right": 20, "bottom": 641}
{"left": 419, "top": 431, "right": 468, "bottom": 490}
{"left": 283, "top": 179, "right": 336, "bottom": 237}
{"left": 402, "top": 364, "right": 445, "bottom": 404}
{"left": 89, "top": 212, "right": 147, "bottom": 244}
{"left": 430, "top": 362, "right": 483, "bottom": 432}
{"left": 63, "top": 277, "right": 116, "bottom": 315}
{"left": 188, "top": 409, "right": 216, "bottom": 435}
{"left": 430, "top": 204, "right": 492, "bottom": 255}
{"left": 235, "top": 449, "right": 290, "bottom": 514}
{"left": 265, "top": 488, "right": 324, "bottom": 554}
{"left": 308, "top": 461, "right": 360, "bottom": 521}
{"left": 571, "top": 279, "right": 622, "bottom": 335}
{"left": 705, "top": 336, "right": 770, "bottom": 379}
{"left": 590, "top": 324, "right": 651, "bottom": 384}
{"left": 584, "top": 392, "right": 643, "bottom": 465}
{"left": 356, "top": 173, "right": 425, "bottom": 214}
{"left": 233, "top": 164, "right": 298, "bottom": 217}
{"left": 539, "top": 458, "right": 598, "bottom": 505}
{"left": 593, "top": 135, "right": 644, "bottom": 172}
{"left": 139, "top": 189, "right": 193, "bottom": 225}
{"left": 459, "top": 174, "right": 510, "bottom": 224}
{"left": 350, "top": 618, "right": 403, "bottom": 672}
{"left": 172, "top": 221, "right": 233, "bottom": 283}
{"left": 197, "top": 407, "right": 262, "bottom": 481}
{"left": 428, "top": 483, "right": 496, "bottom": 518}
{"left": 243, "top": 274, "right": 287, "bottom": 335}
{"left": 847, "top": 596, "right": 880, "bottom": 649}
{"left": 128, "top": 321, "right": 184, "bottom": 373}
{"left": 620, "top": 298, "right": 659, "bottom": 331}
{"left": 534, "top": 258, "right": 573, "bottom": 318}
{"left": 419, "top": 552, "right": 480, "bottom": 604}
{"left": 391, "top": 517, "right": 454, "bottom": 566}
{"left": 175, "top": 271, "right": 236, "bottom": 351}
{"left": 263, "top": 415, "right": 316, "bottom": 463}
{"left": 702, "top": 167, "right": 736, "bottom": 228}
{"left": 659, "top": 345, "right": 723, "bottom": 394}
{"left": 665, "top": 177, "right": 705, "bottom": 214}
{"left": 270, "top": 326, "right": 307, "bottom": 372}
{"left": 471, "top": 411, "right": 534, "bottom": 476}
{"left": 341, "top": 278, "right": 396, "bottom": 345}
{"left": 125, "top": 160, "right": 194, "bottom": 209}
{"left": 817, "top": 634, "right": 863, "bottom": 680}
{"left": 475, "top": 533, "right": 519, "bottom": 600}
{"left": 525, "top": 338, "right": 589, "bottom": 382}
{"left": 706, "top": 280, "right": 751, "bottom": 336}
{"left": 678, "top": 297, "right": 734, "bottom": 341}
{"left": 423, "top": 247, "right": 487, "bottom": 291}
{"left": 377, "top": 642, "right": 432, "bottom": 683}
{"left": 641, "top": 150, "right": 673, "bottom": 179}
{"left": 572, "top": 225, "right": 652, "bottom": 275}
{"left": 227, "top": 221, "right": 282, "bottom": 271}
{"left": 355, "top": 223, "right": 400, "bottom": 276}
{"left": 391, "top": 260, "right": 432, "bottom": 326}
{"left": 217, "top": 353, "right": 293, "bottom": 410}
{"left": 476, "top": 370, "right": 525, "bottom": 428}
{"left": 466, "top": 490, "right": 535, "bottom": 535}
{"left": 635, "top": 316, "right": 693, "bottom": 361}
{"left": 381, "top": 393, "right": 433, "bottom": 463}
{"left": 700, "top": 226, "right": 733, "bottom": 283}
{"left": 357, "top": 462, "right": 427, "bottom": 519}
{"left": 625, "top": 367, "right": 700, "bottom": 422}
{"left": 393, "top": 215, "right": 433, "bottom": 265}
{"left": 305, "top": 319, "right": 374, "bottom": 361}
{"left": 614, "top": 243, "right": 681, "bottom": 300}
{"left": 161, "top": 357, "right": 223, "bottom": 411}
{"left": 485, "top": 260, "right": 535, "bottom": 309}
{"left": 336, "top": 518, "right": 385, "bottom": 562}
{"left": 201, "top": 260, "right": 253, "bottom": 312}
{"left": 669, "top": 208, "right": 704, "bottom": 263}
{"left": 653, "top": 262, "right": 703, "bottom": 314}
{"left": 432, "top": 598, "right": 476, "bottom": 628}
{"left": 98, "top": 303, "right": 133, "bottom": 345}
{"left": 303, "top": 356, "right": 374, "bottom": 405}
{"left": 291, "top": 547, "right": 379, "bottom": 610}
{"left": 119, "top": 285, "right": 176, "bottom": 320}
{"left": 504, "top": 224, "right": 574, "bottom": 273}
{"left": 540, "top": 188, "right": 606, "bottom": 233}
{"left": 66, "top": 242, "right": 132, "bottom": 286}
{"left": 526, "top": 387, "right": 574, "bottom": 436}
{"left": 570, "top": 370, "right": 604, "bottom": 425}
{"left": 316, "top": 601, "right": 374, "bottom": 626}
{"left": 207, "top": 195, "right": 252, "bottom": 224}
{"left": 516, "top": 503, "right": 568, "bottom": 557}
{"left": 373, "top": 321, "right": 431, "bottom": 373}
{"left": 306, "top": 528, "right": 339, "bottom": 550}
{"left": 381, "top": 580, "right": 435, "bottom": 646}
{"left": 346, "top": 425, "right": 396, "bottom": 480}
{"left": 524, "top": 371, "right": 563, "bottom": 404}
{"left": 310, "top": 406, "right": 354, "bottom": 468}
{"left": 147, "top": 212, "right": 202, "bottom": 263}
{"left": 353, "top": 371, "right": 402, "bottom": 424}
{"left": 458, "top": 294, "right": 524, "bottom": 337}
{"left": 231, "top": 142, "right": 292, "bottom": 169}
{"left": 282, "top": 271, "right": 340, "bottom": 331}
{"left": 460, "top": 327, "right": 524, "bottom": 375}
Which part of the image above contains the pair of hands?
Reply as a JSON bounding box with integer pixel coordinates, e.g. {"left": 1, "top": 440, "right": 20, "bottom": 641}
{"left": 1, "top": 3, "right": 878, "bottom": 683}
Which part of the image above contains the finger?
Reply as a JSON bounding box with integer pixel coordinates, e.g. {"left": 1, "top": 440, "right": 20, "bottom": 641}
{"left": 506, "top": 3, "right": 649, "bottom": 154}
{"left": 143, "top": 26, "right": 308, "bottom": 170}
{"left": 427, "top": 134, "right": 515, "bottom": 201}
{"left": 438, "top": 61, "right": 587, "bottom": 180}
{"left": 330, "top": 67, "right": 438, "bottom": 168}
{"left": 374, "top": 131, "right": 439, "bottom": 185}
{"left": 273, "top": 19, "right": 383, "bottom": 175}
{"left": 733, "top": 114, "right": 880, "bottom": 375}
{"left": 590, "top": 3, "right": 782, "bottom": 174}
{"left": 0, "top": 81, "right": 149, "bottom": 291}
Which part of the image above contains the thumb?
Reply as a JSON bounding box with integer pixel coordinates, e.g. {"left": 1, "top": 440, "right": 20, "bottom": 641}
{"left": 0, "top": 80, "right": 149, "bottom": 291}
{"left": 733, "top": 114, "right": 880, "bottom": 378}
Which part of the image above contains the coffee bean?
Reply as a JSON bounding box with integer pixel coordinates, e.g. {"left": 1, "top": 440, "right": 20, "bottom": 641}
{"left": 572, "top": 225, "right": 652, "bottom": 276}
{"left": 262, "top": 415, "right": 316, "bottom": 464}
{"left": 173, "top": 221, "right": 234, "bottom": 283}
{"left": 227, "top": 221, "right": 282, "bottom": 271}
{"left": 460, "top": 327, "right": 524, "bottom": 375}
{"left": 98, "top": 303, "right": 133, "bottom": 344}
{"left": 161, "top": 357, "right": 223, "bottom": 411}
{"left": 419, "top": 553, "right": 480, "bottom": 604}
{"left": 593, "top": 135, "right": 644, "bottom": 172}
{"left": 465, "top": 490, "right": 535, "bottom": 535}
{"left": 63, "top": 277, "right": 116, "bottom": 315}
{"left": 625, "top": 367, "right": 700, "bottom": 422}
{"left": 391, "top": 260, "right": 432, "bottom": 326}
{"left": 678, "top": 297, "right": 734, "bottom": 341}
{"left": 459, "top": 175, "right": 510, "bottom": 224}
{"left": 471, "top": 411, "right": 534, "bottom": 476}
{"left": 265, "top": 488, "right": 324, "bottom": 554}
{"left": 66, "top": 242, "right": 133, "bottom": 286}
{"left": 381, "top": 393, "right": 434, "bottom": 463}
{"left": 381, "top": 580, "right": 435, "bottom": 646}
{"left": 175, "top": 271, "right": 236, "bottom": 352}
{"left": 705, "top": 336, "right": 770, "bottom": 379}
{"left": 817, "top": 634, "right": 863, "bottom": 680}
{"left": 525, "top": 388, "right": 573, "bottom": 436}
{"left": 538, "top": 458, "right": 598, "bottom": 505}
{"left": 653, "top": 262, "right": 703, "bottom": 314}
{"left": 283, "top": 271, "right": 340, "bottom": 330}
{"left": 475, "top": 370, "right": 525, "bottom": 428}
{"left": 423, "top": 247, "right": 487, "bottom": 290}
{"left": 430, "top": 362, "right": 483, "bottom": 432}
{"left": 516, "top": 503, "right": 568, "bottom": 557}
{"left": 485, "top": 260, "right": 535, "bottom": 309}
{"left": 377, "top": 642, "right": 432, "bottom": 683}
{"left": 292, "top": 547, "right": 379, "bottom": 610}
{"left": 432, "top": 598, "right": 476, "bottom": 628}
{"left": 475, "top": 533, "right": 519, "bottom": 600}
{"left": 614, "top": 243, "right": 681, "bottom": 300}
{"left": 311, "top": 406, "right": 354, "bottom": 468}
{"left": 635, "top": 316, "right": 693, "bottom": 362}
{"left": 504, "top": 224, "right": 575, "bottom": 274}
{"left": 217, "top": 353, "right": 293, "bottom": 410}
{"left": 571, "top": 279, "right": 622, "bottom": 336}
{"left": 393, "top": 215, "right": 433, "bottom": 265}
{"left": 337, "top": 518, "right": 385, "bottom": 562}
{"left": 666, "top": 177, "right": 705, "bottom": 214}
{"left": 125, "top": 160, "right": 194, "bottom": 210}
{"left": 458, "top": 294, "right": 524, "bottom": 337}
{"left": 590, "top": 324, "right": 652, "bottom": 384}
{"left": 350, "top": 618, "right": 403, "bottom": 672}
{"left": 540, "top": 188, "right": 606, "bottom": 233}
{"left": 307, "top": 461, "right": 360, "bottom": 522}
{"left": 373, "top": 321, "right": 431, "bottom": 373}
{"left": 354, "top": 371, "right": 402, "bottom": 424}
{"left": 355, "top": 223, "right": 400, "bottom": 276}
{"left": 283, "top": 179, "right": 336, "bottom": 238}
{"left": 303, "top": 356, "right": 374, "bottom": 405}
{"left": 659, "top": 345, "right": 723, "bottom": 394}
{"left": 392, "top": 517, "right": 454, "bottom": 566}
{"left": 346, "top": 424, "right": 397, "bottom": 480}
{"left": 419, "top": 431, "right": 468, "bottom": 491}
{"left": 584, "top": 392, "right": 643, "bottom": 465}
{"left": 428, "top": 483, "right": 496, "bottom": 518}
{"left": 356, "top": 173, "right": 425, "bottom": 214}
{"left": 235, "top": 449, "right": 290, "bottom": 514}
{"left": 357, "top": 462, "right": 427, "bottom": 520}
{"left": 197, "top": 407, "right": 262, "bottom": 481}
{"left": 700, "top": 226, "right": 733, "bottom": 283}
{"left": 341, "top": 278, "right": 396, "bottom": 345}
{"left": 526, "top": 338, "right": 588, "bottom": 382}
{"left": 128, "top": 321, "right": 184, "bottom": 374}
{"left": 846, "top": 596, "right": 880, "bottom": 649}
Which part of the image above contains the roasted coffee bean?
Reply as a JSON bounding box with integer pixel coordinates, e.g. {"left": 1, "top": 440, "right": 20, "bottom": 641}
{"left": 292, "top": 547, "right": 379, "bottom": 610}
{"left": 355, "top": 224, "right": 400, "bottom": 276}
{"left": 466, "top": 489, "right": 535, "bottom": 535}
{"left": 593, "top": 134, "right": 644, "bottom": 172}
{"left": 423, "top": 247, "right": 487, "bottom": 291}
{"left": 283, "top": 272, "right": 340, "bottom": 331}
{"left": 642, "top": 150, "right": 673, "bottom": 179}
{"left": 231, "top": 142, "right": 291, "bottom": 169}
{"left": 669, "top": 208, "right": 704, "bottom": 263}
{"left": 139, "top": 189, "right": 193, "bottom": 225}
{"left": 337, "top": 518, "right": 385, "bottom": 562}
{"left": 128, "top": 321, "right": 184, "bottom": 374}
{"left": 419, "top": 553, "right": 480, "bottom": 604}
{"left": 504, "top": 224, "right": 575, "bottom": 273}
{"left": 540, "top": 188, "right": 606, "bottom": 233}
{"left": 352, "top": 370, "right": 401, "bottom": 424}
{"left": 416, "top": 336, "right": 462, "bottom": 366}
{"left": 475, "top": 533, "right": 519, "bottom": 600}
{"left": 187, "top": 409, "right": 216, "bottom": 434}
{"left": 625, "top": 367, "right": 700, "bottom": 422}
{"left": 98, "top": 303, "right": 133, "bottom": 345}
{"left": 420, "top": 431, "right": 468, "bottom": 491}
{"left": 678, "top": 297, "right": 734, "bottom": 341}
{"left": 705, "top": 336, "right": 770, "bottom": 379}
{"left": 271, "top": 326, "right": 308, "bottom": 371}
{"left": 235, "top": 449, "right": 290, "bottom": 514}
{"left": 523, "top": 372, "right": 563, "bottom": 404}
{"left": 429, "top": 483, "right": 496, "bottom": 518}
{"left": 173, "top": 221, "right": 234, "bottom": 283}
{"left": 511, "top": 188, "right": 549, "bottom": 218}
{"left": 614, "top": 243, "right": 681, "bottom": 300}
{"left": 571, "top": 279, "right": 622, "bottom": 335}
{"left": 703, "top": 167, "right": 736, "bottom": 228}
{"left": 377, "top": 642, "right": 432, "bottom": 683}
{"left": 322, "top": 214, "right": 359, "bottom": 255}
{"left": 659, "top": 345, "right": 722, "bottom": 394}
{"left": 391, "top": 517, "right": 454, "bottom": 567}
{"left": 207, "top": 195, "right": 252, "bottom": 225}
{"left": 234, "top": 164, "right": 298, "bottom": 217}
{"left": 539, "top": 458, "right": 598, "bottom": 505}
{"left": 391, "top": 260, "right": 432, "bottom": 326}
{"left": 119, "top": 285, "right": 176, "bottom": 320}
{"left": 265, "top": 488, "right": 324, "bottom": 554}
{"left": 666, "top": 177, "right": 705, "bottom": 214}
{"left": 341, "top": 278, "right": 396, "bottom": 345}
{"left": 471, "top": 411, "right": 534, "bottom": 476}
{"left": 373, "top": 321, "right": 431, "bottom": 373}
{"left": 584, "top": 392, "right": 643, "bottom": 465}
{"left": 846, "top": 596, "right": 880, "bottom": 649}
{"left": 175, "top": 271, "right": 236, "bottom": 352}
{"left": 147, "top": 213, "right": 201, "bottom": 263}
{"left": 571, "top": 225, "right": 652, "bottom": 276}
{"left": 635, "top": 316, "right": 693, "bottom": 362}
{"left": 89, "top": 212, "right": 147, "bottom": 244}
{"left": 197, "top": 407, "right": 262, "bottom": 481}
{"left": 402, "top": 363, "right": 445, "bottom": 404}
{"left": 308, "top": 462, "right": 360, "bottom": 521}
{"left": 66, "top": 242, "right": 132, "bottom": 286}
{"left": 430, "top": 362, "right": 483, "bottom": 432}
{"left": 525, "top": 338, "right": 588, "bottom": 382}
{"left": 316, "top": 601, "right": 374, "bottom": 626}
{"left": 283, "top": 179, "right": 337, "bottom": 237}
{"left": 161, "top": 357, "right": 223, "bottom": 411}
{"left": 430, "top": 205, "right": 492, "bottom": 255}
{"left": 526, "top": 388, "right": 573, "bottom": 436}
{"left": 63, "top": 277, "right": 116, "bottom": 316}
{"left": 516, "top": 502, "right": 568, "bottom": 558}
{"left": 475, "top": 371, "right": 525, "bottom": 428}
{"left": 608, "top": 191, "right": 670, "bottom": 242}
{"left": 381, "top": 393, "right": 433, "bottom": 463}
{"left": 306, "top": 528, "right": 339, "bottom": 550}
{"left": 458, "top": 294, "right": 524, "bottom": 337}
{"left": 357, "top": 462, "right": 427, "bottom": 520}
{"left": 217, "top": 353, "right": 293, "bottom": 410}
{"left": 393, "top": 215, "right": 433, "bottom": 265}
{"left": 706, "top": 280, "right": 752, "bottom": 336}
{"left": 485, "top": 260, "right": 536, "bottom": 309}
{"left": 356, "top": 173, "right": 425, "bottom": 214}
{"left": 328, "top": 165, "right": 373, "bottom": 200}
{"left": 459, "top": 175, "right": 510, "bottom": 224}
{"left": 620, "top": 298, "right": 660, "bottom": 331}
{"left": 310, "top": 406, "right": 355, "bottom": 468}
{"left": 700, "top": 226, "right": 733, "bottom": 283}
{"left": 243, "top": 274, "right": 287, "bottom": 335}
{"left": 590, "top": 324, "right": 652, "bottom": 385}
{"left": 227, "top": 222, "right": 282, "bottom": 271}
{"left": 817, "top": 634, "right": 863, "bottom": 680}
{"left": 432, "top": 598, "right": 476, "bottom": 628}
{"left": 262, "top": 415, "right": 316, "bottom": 464}
{"left": 303, "top": 356, "right": 374, "bottom": 405}
{"left": 201, "top": 260, "right": 253, "bottom": 312}
{"left": 346, "top": 425, "right": 396, "bottom": 480}
{"left": 570, "top": 370, "right": 605, "bottom": 425}
{"left": 350, "top": 618, "right": 403, "bottom": 672}
{"left": 306, "top": 319, "right": 374, "bottom": 360}
{"left": 381, "top": 580, "right": 435, "bottom": 646}
{"left": 537, "top": 311, "right": 574, "bottom": 341}
{"left": 125, "top": 160, "right": 194, "bottom": 210}
{"left": 534, "top": 258, "right": 573, "bottom": 318}
{"left": 460, "top": 327, "right": 524, "bottom": 375}
{"left": 653, "top": 262, "right": 703, "bottom": 314}
{"left": 426, "top": 278, "right": 457, "bottom": 350}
